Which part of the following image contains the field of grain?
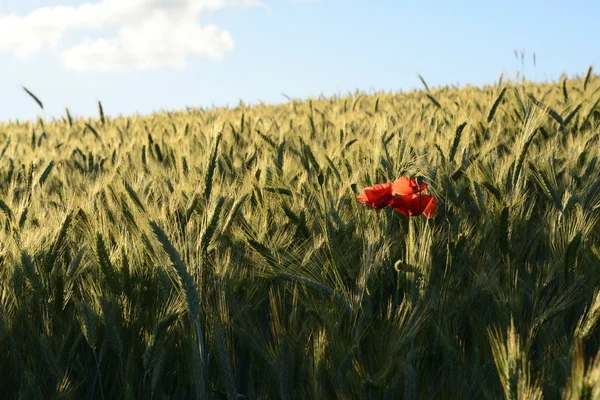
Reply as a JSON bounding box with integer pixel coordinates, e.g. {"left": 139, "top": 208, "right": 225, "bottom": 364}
{"left": 1, "top": 71, "right": 600, "bottom": 399}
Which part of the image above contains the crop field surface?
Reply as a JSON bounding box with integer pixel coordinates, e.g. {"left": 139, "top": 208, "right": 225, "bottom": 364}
{"left": 1, "top": 73, "right": 600, "bottom": 399}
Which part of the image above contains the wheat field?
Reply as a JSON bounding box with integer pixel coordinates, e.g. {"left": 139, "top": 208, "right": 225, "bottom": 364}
{"left": 1, "top": 70, "right": 600, "bottom": 399}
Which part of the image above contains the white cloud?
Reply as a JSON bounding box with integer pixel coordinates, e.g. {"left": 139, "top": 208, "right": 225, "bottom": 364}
{"left": 0, "top": 0, "right": 265, "bottom": 72}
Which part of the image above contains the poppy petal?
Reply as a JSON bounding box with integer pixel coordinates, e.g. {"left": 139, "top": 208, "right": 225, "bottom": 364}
{"left": 372, "top": 193, "right": 395, "bottom": 209}
{"left": 391, "top": 194, "right": 436, "bottom": 218}
{"left": 392, "top": 177, "right": 428, "bottom": 196}
{"left": 356, "top": 183, "right": 394, "bottom": 209}
{"left": 419, "top": 195, "right": 437, "bottom": 218}
{"left": 390, "top": 197, "right": 411, "bottom": 216}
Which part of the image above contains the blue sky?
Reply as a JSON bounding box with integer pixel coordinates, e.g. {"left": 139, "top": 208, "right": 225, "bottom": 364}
{"left": 0, "top": 0, "right": 598, "bottom": 122}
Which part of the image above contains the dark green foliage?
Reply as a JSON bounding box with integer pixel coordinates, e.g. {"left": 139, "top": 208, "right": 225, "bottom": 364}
{"left": 418, "top": 74, "right": 430, "bottom": 92}
{"left": 583, "top": 65, "right": 593, "bottom": 91}
{"left": 203, "top": 133, "right": 222, "bottom": 203}
{"left": 488, "top": 87, "right": 507, "bottom": 123}
{"left": 449, "top": 121, "right": 467, "bottom": 163}
{"left": 22, "top": 86, "right": 43, "bottom": 110}
{"left": 84, "top": 123, "right": 101, "bottom": 141}
{"left": 98, "top": 101, "right": 106, "bottom": 126}
{"left": 426, "top": 93, "right": 442, "bottom": 109}
{"left": 38, "top": 160, "right": 55, "bottom": 186}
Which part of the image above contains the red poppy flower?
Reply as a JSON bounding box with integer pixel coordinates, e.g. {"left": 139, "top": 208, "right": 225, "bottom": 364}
{"left": 357, "top": 177, "right": 436, "bottom": 218}
{"left": 356, "top": 183, "right": 395, "bottom": 209}
{"left": 392, "top": 177, "right": 428, "bottom": 196}
{"left": 391, "top": 193, "right": 437, "bottom": 219}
